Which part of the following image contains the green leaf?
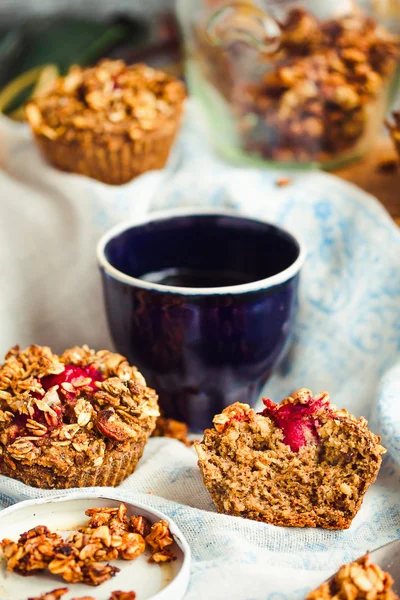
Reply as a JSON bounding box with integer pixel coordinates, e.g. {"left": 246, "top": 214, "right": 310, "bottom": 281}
{"left": 0, "top": 15, "right": 151, "bottom": 114}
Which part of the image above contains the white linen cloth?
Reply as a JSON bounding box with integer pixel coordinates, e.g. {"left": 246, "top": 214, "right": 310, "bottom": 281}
{"left": 0, "top": 103, "right": 399, "bottom": 599}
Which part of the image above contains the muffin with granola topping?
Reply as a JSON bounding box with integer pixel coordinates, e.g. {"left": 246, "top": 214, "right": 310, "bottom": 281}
{"left": 306, "top": 554, "right": 399, "bottom": 599}
{"left": 195, "top": 389, "right": 385, "bottom": 529}
{"left": 0, "top": 344, "right": 159, "bottom": 488}
{"left": 25, "top": 59, "right": 186, "bottom": 185}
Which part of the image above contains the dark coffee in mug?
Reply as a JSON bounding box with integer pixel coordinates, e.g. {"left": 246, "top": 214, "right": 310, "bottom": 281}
{"left": 98, "top": 212, "right": 304, "bottom": 430}
{"left": 140, "top": 267, "right": 253, "bottom": 288}
{"left": 105, "top": 214, "right": 299, "bottom": 287}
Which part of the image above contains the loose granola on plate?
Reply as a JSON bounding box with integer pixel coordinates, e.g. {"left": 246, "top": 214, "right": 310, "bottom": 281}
{"left": 0, "top": 524, "right": 121, "bottom": 586}
{"left": 28, "top": 590, "right": 69, "bottom": 600}
{"left": 25, "top": 59, "right": 186, "bottom": 185}
{"left": 306, "top": 553, "right": 399, "bottom": 599}
{"left": 28, "top": 589, "right": 137, "bottom": 600}
{"left": 1, "top": 502, "right": 176, "bottom": 590}
{"left": 195, "top": 389, "right": 385, "bottom": 529}
{"left": 0, "top": 345, "right": 159, "bottom": 488}
{"left": 196, "top": 7, "right": 398, "bottom": 166}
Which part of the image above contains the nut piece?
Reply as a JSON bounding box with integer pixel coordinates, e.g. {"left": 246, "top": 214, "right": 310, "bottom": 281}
{"left": 340, "top": 482, "right": 353, "bottom": 496}
{"left": 130, "top": 515, "right": 151, "bottom": 538}
{"left": 83, "top": 504, "right": 129, "bottom": 534}
{"left": 47, "top": 544, "right": 82, "bottom": 583}
{"left": 118, "top": 533, "right": 146, "bottom": 560}
{"left": 145, "top": 520, "right": 174, "bottom": 552}
{"left": 148, "top": 549, "right": 177, "bottom": 563}
{"left": 68, "top": 530, "right": 118, "bottom": 563}
{"left": 81, "top": 562, "right": 120, "bottom": 587}
{"left": 109, "top": 593, "right": 136, "bottom": 600}
{"left": 95, "top": 409, "right": 137, "bottom": 441}
{"left": 213, "top": 403, "right": 252, "bottom": 433}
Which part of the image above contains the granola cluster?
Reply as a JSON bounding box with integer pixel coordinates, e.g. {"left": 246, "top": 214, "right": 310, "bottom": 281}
{"left": 200, "top": 7, "right": 398, "bottom": 164}
{"left": 0, "top": 345, "right": 159, "bottom": 488}
{"left": 75, "top": 503, "right": 175, "bottom": 563}
{"left": 25, "top": 60, "right": 186, "bottom": 145}
{"left": 1, "top": 503, "right": 176, "bottom": 590}
{"left": 306, "top": 554, "right": 399, "bottom": 599}
{"left": 1, "top": 524, "right": 119, "bottom": 586}
{"left": 152, "top": 417, "right": 191, "bottom": 446}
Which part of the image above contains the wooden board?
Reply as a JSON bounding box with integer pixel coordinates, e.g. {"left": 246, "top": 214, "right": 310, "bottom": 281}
{"left": 334, "top": 136, "right": 400, "bottom": 226}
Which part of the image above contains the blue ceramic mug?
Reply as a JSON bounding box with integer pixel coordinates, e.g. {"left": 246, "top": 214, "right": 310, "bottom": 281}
{"left": 97, "top": 209, "right": 305, "bottom": 431}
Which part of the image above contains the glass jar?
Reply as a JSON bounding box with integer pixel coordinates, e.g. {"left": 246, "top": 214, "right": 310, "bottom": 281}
{"left": 176, "top": 0, "right": 400, "bottom": 169}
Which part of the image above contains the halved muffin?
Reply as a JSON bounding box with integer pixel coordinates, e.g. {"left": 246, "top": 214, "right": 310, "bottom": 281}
{"left": 306, "top": 553, "right": 398, "bottom": 599}
{"left": 0, "top": 344, "right": 159, "bottom": 488}
{"left": 195, "top": 389, "right": 385, "bottom": 529}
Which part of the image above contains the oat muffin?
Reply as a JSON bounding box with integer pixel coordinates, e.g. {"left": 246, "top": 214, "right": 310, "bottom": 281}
{"left": 306, "top": 554, "right": 399, "bottom": 599}
{"left": 0, "top": 345, "right": 159, "bottom": 488}
{"left": 195, "top": 389, "right": 385, "bottom": 529}
{"left": 25, "top": 60, "right": 186, "bottom": 185}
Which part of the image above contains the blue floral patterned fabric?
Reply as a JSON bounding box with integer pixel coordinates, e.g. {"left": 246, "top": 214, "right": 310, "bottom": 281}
{"left": 0, "top": 103, "right": 399, "bottom": 599}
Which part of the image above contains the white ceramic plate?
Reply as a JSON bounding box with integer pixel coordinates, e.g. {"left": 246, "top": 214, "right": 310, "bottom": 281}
{"left": 0, "top": 494, "right": 191, "bottom": 600}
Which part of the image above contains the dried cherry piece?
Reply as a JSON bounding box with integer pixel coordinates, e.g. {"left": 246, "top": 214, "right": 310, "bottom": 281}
{"left": 261, "top": 395, "right": 329, "bottom": 451}
{"left": 95, "top": 409, "right": 133, "bottom": 442}
{"left": 41, "top": 365, "right": 103, "bottom": 394}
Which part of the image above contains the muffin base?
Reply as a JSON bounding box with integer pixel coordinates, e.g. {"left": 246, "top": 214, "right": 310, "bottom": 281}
{"left": 33, "top": 123, "right": 181, "bottom": 185}
{"left": 0, "top": 436, "right": 148, "bottom": 489}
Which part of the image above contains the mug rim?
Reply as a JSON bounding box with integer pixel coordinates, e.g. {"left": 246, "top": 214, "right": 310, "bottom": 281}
{"left": 96, "top": 207, "right": 306, "bottom": 295}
